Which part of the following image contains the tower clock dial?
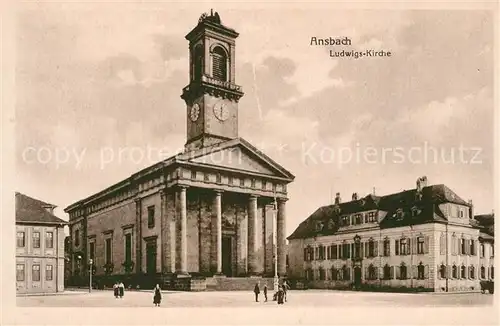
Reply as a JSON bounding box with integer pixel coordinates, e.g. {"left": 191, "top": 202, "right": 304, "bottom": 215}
{"left": 213, "top": 101, "right": 229, "bottom": 121}
{"left": 190, "top": 103, "right": 200, "bottom": 122}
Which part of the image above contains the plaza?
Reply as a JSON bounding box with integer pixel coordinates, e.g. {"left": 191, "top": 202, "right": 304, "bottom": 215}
{"left": 17, "top": 289, "right": 493, "bottom": 308}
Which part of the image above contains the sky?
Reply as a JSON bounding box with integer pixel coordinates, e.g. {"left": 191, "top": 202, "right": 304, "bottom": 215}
{"left": 15, "top": 2, "right": 495, "bottom": 237}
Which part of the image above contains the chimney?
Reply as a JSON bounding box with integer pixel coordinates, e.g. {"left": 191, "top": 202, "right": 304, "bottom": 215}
{"left": 335, "top": 192, "right": 341, "bottom": 205}
{"left": 468, "top": 200, "right": 474, "bottom": 219}
{"left": 352, "top": 193, "right": 358, "bottom": 201}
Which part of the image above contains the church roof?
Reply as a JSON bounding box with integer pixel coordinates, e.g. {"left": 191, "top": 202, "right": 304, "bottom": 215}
{"left": 16, "top": 192, "right": 67, "bottom": 225}
{"left": 287, "top": 184, "right": 471, "bottom": 240}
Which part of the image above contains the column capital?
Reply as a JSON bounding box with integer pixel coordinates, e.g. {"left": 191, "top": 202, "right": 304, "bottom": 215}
{"left": 249, "top": 194, "right": 259, "bottom": 199}
{"left": 134, "top": 197, "right": 141, "bottom": 204}
{"left": 177, "top": 185, "right": 189, "bottom": 191}
{"left": 277, "top": 197, "right": 289, "bottom": 203}
{"left": 214, "top": 189, "right": 224, "bottom": 195}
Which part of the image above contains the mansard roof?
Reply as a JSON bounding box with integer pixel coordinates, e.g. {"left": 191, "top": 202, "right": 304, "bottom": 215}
{"left": 474, "top": 213, "right": 494, "bottom": 236}
{"left": 287, "top": 184, "right": 471, "bottom": 240}
{"left": 16, "top": 192, "right": 67, "bottom": 225}
{"left": 65, "top": 137, "right": 294, "bottom": 213}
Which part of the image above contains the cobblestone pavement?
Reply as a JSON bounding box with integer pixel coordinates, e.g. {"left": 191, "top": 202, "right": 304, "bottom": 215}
{"left": 17, "top": 289, "right": 494, "bottom": 308}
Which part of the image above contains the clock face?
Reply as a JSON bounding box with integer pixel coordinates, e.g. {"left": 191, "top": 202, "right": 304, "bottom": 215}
{"left": 190, "top": 103, "right": 200, "bottom": 122}
{"left": 213, "top": 101, "right": 229, "bottom": 121}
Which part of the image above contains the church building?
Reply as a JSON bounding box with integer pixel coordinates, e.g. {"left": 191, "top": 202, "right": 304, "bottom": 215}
{"left": 65, "top": 11, "right": 294, "bottom": 289}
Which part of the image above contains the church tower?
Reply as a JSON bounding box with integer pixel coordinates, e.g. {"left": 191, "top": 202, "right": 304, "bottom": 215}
{"left": 181, "top": 10, "right": 244, "bottom": 151}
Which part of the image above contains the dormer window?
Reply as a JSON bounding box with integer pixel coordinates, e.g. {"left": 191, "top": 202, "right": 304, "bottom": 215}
{"left": 411, "top": 206, "right": 419, "bottom": 217}
{"left": 315, "top": 221, "right": 324, "bottom": 232}
{"left": 396, "top": 209, "right": 404, "bottom": 219}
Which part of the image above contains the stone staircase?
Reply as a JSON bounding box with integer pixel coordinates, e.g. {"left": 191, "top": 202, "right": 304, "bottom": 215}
{"left": 206, "top": 277, "right": 276, "bottom": 291}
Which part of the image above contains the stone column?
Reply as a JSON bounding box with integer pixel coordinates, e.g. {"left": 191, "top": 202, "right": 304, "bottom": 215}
{"left": 247, "top": 195, "right": 258, "bottom": 275}
{"left": 214, "top": 191, "right": 223, "bottom": 274}
{"left": 179, "top": 186, "right": 188, "bottom": 274}
{"left": 277, "top": 198, "right": 287, "bottom": 276}
{"left": 160, "top": 189, "right": 166, "bottom": 273}
{"left": 134, "top": 198, "right": 142, "bottom": 274}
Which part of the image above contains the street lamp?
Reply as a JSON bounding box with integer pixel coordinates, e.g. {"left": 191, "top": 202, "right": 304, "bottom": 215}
{"left": 89, "top": 259, "right": 93, "bottom": 293}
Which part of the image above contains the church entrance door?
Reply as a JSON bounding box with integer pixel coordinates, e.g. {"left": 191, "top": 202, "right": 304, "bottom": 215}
{"left": 222, "top": 236, "right": 233, "bottom": 276}
{"left": 354, "top": 266, "right": 362, "bottom": 289}
{"left": 146, "top": 240, "right": 157, "bottom": 274}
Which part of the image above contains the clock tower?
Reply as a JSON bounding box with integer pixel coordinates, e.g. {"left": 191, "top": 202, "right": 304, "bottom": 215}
{"left": 181, "top": 10, "right": 244, "bottom": 151}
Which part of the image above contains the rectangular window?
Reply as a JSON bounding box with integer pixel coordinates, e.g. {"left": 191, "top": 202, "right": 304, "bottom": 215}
{"left": 74, "top": 229, "right": 80, "bottom": 247}
{"left": 16, "top": 264, "right": 25, "bottom": 281}
{"left": 470, "top": 240, "right": 476, "bottom": 256}
{"left": 417, "top": 237, "right": 424, "bottom": 254}
{"left": 383, "top": 240, "right": 390, "bottom": 256}
{"left": 45, "top": 265, "right": 53, "bottom": 281}
{"left": 32, "top": 264, "right": 41, "bottom": 282}
{"left": 460, "top": 239, "right": 466, "bottom": 255}
{"left": 147, "top": 206, "right": 155, "bottom": 228}
{"left": 125, "top": 234, "right": 132, "bottom": 262}
{"left": 480, "top": 244, "right": 485, "bottom": 257}
{"left": 16, "top": 232, "right": 25, "bottom": 247}
{"left": 354, "top": 214, "right": 362, "bottom": 224}
{"left": 400, "top": 239, "right": 408, "bottom": 255}
{"left": 191, "top": 170, "right": 196, "bottom": 180}
{"left": 332, "top": 244, "right": 338, "bottom": 259}
{"left": 33, "top": 232, "right": 41, "bottom": 248}
{"left": 45, "top": 232, "right": 54, "bottom": 249}
{"left": 105, "top": 238, "right": 112, "bottom": 264}
{"left": 239, "top": 178, "right": 245, "bottom": 187}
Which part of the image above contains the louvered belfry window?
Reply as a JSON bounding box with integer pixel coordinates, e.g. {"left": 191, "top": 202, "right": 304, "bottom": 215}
{"left": 212, "top": 46, "right": 227, "bottom": 81}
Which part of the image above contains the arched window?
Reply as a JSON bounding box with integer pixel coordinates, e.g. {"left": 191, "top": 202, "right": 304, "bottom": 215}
{"left": 481, "top": 266, "right": 486, "bottom": 279}
{"left": 383, "top": 264, "right": 391, "bottom": 280}
{"left": 439, "top": 264, "right": 446, "bottom": 279}
{"left": 193, "top": 45, "right": 204, "bottom": 81}
{"left": 212, "top": 46, "right": 227, "bottom": 81}
{"left": 400, "top": 263, "right": 408, "bottom": 280}
{"left": 417, "top": 262, "right": 425, "bottom": 279}
{"left": 469, "top": 265, "right": 475, "bottom": 279}
{"left": 452, "top": 265, "right": 458, "bottom": 278}
{"left": 460, "top": 265, "right": 466, "bottom": 279}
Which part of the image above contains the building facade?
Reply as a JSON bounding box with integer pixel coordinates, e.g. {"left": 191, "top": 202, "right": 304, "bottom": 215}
{"left": 65, "top": 11, "right": 294, "bottom": 286}
{"left": 15, "top": 192, "right": 67, "bottom": 294}
{"left": 287, "top": 177, "right": 494, "bottom": 292}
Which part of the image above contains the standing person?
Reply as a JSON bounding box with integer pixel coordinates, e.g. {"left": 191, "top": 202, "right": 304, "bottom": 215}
{"left": 277, "top": 285, "right": 284, "bottom": 305}
{"left": 153, "top": 284, "right": 162, "bottom": 307}
{"left": 283, "top": 280, "right": 290, "bottom": 302}
{"left": 253, "top": 282, "right": 260, "bottom": 302}
{"left": 263, "top": 283, "right": 268, "bottom": 302}
{"left": 113, "top": 282, "right": 119, "bottom": 299}
{"left": 119, "top": 281, "right": 125, "bottom": 298}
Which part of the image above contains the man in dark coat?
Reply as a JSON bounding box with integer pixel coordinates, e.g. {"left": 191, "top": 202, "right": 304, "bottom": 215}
{"left": 253, "top": 282, "right": 260, "bottom": 302}
{"left": 263, "top": 283, "right": 268, "bottom": 302}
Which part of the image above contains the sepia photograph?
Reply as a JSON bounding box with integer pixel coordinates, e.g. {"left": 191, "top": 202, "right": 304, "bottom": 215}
{"left": 1, "top": 0, "right": 498, "bottom": 325}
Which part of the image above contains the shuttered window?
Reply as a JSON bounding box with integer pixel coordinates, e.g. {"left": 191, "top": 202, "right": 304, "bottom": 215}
{"left": 212, "top": 47, "right": 227, "bottom": 81}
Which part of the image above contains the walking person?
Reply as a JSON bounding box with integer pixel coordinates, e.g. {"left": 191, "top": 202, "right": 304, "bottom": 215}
{"left": 113, "top": 282, "right": 119, "bottom": 299}
{"left": 263, "top": 283, "right": 268, "bottom": 302}
{"left": 253, "top": 282, "right": 260, "bottom": 302}
{"left": 119, "top": 281, "right": 125, "bottom": 298}
{"left": 153, "top": 284, "right": 162, "bottom": 307}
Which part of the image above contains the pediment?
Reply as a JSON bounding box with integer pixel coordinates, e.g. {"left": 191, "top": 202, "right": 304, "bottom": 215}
{"left": 180, "top": 139, "right": 294, "bottom": 180}
{"left": 190, "top": 146, "right": 275, "bottom": 175}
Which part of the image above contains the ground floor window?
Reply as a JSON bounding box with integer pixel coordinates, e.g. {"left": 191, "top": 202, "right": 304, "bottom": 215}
{"left": 383, "top": 264, "right": 391, "bottom": 280}
{"left": 452, "top": 265, "right": 458, "bottom": 278}
{"left": 319, "top": 268, "right": 326, "bottom": 280}
{"left": 491, "top": 267, "right": 494, "bottom": 279}
{"left": 461, "top": 265, "right": 466, "bottom": 279}
{"left": 480, "top": 266, "right": 486, "bottom": 279}
{"left": 46, "top": 265, "right": 53, "bottom": 281}
{"left": 331, "top": 267, "right": 338, "bottom": 280}
{"left": 16, "top": 264, "right": 25, "bottom": 281}
{"left": 439, "top": 264, "right": 446, "bottom": 279}
{"left": 398, "top": 264, "right": 408, "bottom": 280}
{"left": 417, "top": 263, "right": 425, "bottom": 279}
{"left": 342, "top": 266, "right": 350, "bottom": 281}
{"left": 32, "top": 264, "right": 40, "bottom": 282}
{"left": 367, "top": 265, "right": 377, "bottom": 280}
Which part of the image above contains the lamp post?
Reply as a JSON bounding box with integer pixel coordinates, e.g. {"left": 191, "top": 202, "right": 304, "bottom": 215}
{"left": 89, "top": 259, "right": 93, "bottom": 293}
{"left": 273, "top": 195, "right": 279, "bottom": 294}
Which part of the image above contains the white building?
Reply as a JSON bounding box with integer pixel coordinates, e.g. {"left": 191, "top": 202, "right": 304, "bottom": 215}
{"left": 287, "top": 177, "right": 494, "bottom": 292}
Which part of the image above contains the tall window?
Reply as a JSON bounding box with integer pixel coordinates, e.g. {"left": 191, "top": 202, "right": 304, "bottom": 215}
{"left": 397, "top": 238, "right": 409, "bottom": 255}
{"left": 16, "top": 232, "right": 25, "bottom": 247}
{"left": 16, "top": 264, "right": 25, "bottom": 281}
{"left": 74, "top": 229, "right": 80, "bottom": 247}
{"left": 45, "top": 232, "right": 54, "bottom": 249}
{"left": 480, "top": 244, "right": 485, "bottom": 257}
{"left": 481, "top": 266, "right": 486, "bottom": 279}
{"left": 383, "top": 264, "right": 391, "bottom": 280}
{"left": 125, "top": 234, "right": 132, "bottom": 263}
{"left": 32, "top": 264, "right": 40, "bottom": 282}
{"left": 383, "top": 239, "right": 390, "bottom": 256}
{"left": 417, "top": 263, "right": 425, "bottom": 279}
{"left": 105, "top": 238, "right": 112, "bottom": 264}
{"left": 460, "top": 265, "right": 466, "bottom": 279}
{"left": 460, "top": 238, "right": 466, "bottom": 255}
{"left": 332, "top": 244, "right": 338, "bottom": 259}
{"left": 342, "top": 266, "right": 350, "bottom": 281}
{"left": 469, "top": 265, "right": 475, "bottom": 279}
{"left": 147, "top": 206, "right": 155, "bottom": 228}
{"left": 46, "top": 265, "right": 53, "bottom": 281}
{"left": 400, "top": 264, "right": 408, "bottom": 280}
{"left": 491, "top": 267, "right": 494, "bottom": 279}
{"left": 367, "top": 264, "right": 377, "bottom": 280}
{"left": 439, "top": 264, "right": 446, "bottom": 279}
{"left": 452, "top": 265, "right": 458, "bottom": 278}
{"left": 354, "top": 214, "right": 362, "bottom": 224}
{"left": 193, "top": 45, "right": 204, "bottom": 81}
{"left": 212, "top": 46, "right": 227, "bottom": 81}
{"left": 368, "top": 239, "right": 376, "bottom": 257}
{"left": 342, "top": 243, "right": 350, "bottom": 259}
{"left": 470, "top": 240, "right": 476, "bottom": 255}
{"left": 89, "top": 242, "right": 95, "bottom": 261}
{"left": 33, "top": 232, "right": 40, "bottom": 248}
{"left": 417, "top": 237, "right": 425, "bottom": 254}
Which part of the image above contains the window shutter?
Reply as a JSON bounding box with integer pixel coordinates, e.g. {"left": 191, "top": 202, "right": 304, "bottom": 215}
{"left": 395, "top": 240, "right": 400, "bottom": 255}
{"left": 395, "top": 266, "right": 401, "bottom": 279}
{"left": 424, "top": 236, "right": 430, "bottom": 254}
{"left": 374, "top": 241, "right": 378, "bottom": 256}
{"left": 412, "top": 238, "right": 417, "bottom": 255}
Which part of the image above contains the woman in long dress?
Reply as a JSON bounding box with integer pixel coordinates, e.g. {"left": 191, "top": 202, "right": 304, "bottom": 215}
{"left": 277, "top": 286, "right": 284, "bottom": 305}
{"left": 153, "top": 284, "right": 162, "bottom": 307}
